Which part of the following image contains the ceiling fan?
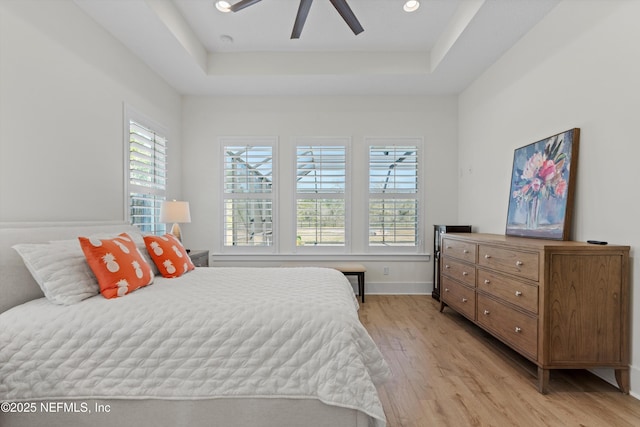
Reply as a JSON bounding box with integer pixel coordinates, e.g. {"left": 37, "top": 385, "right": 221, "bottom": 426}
{"left": 229, "top": 0, "right": 364, "bottom": 39}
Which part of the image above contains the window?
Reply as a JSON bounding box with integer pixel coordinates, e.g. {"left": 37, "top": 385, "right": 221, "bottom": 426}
{"left": 216, "top": 136, "right": 423, "bottom": 255}
{"left": 223, "top": 141, "right": 275, "bottom": 247}
{"left": 296, "top": 143, "right": 347, "bottom": 247}
{"left": 127, "top": 114, "right": 167, "bottom": 235}
{"left": 369, "top": 143, "right": 419, "bottom": 247}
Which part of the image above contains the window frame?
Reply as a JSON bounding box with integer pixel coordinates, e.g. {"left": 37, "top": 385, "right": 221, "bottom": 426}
{"left": 293, "top": 137, "right": 351, "bottom": 253}
{"left": 215, "top": 136, "right": 425, "bottom": 258}
{"left": 219, "top": 136, "right": 278, "bottom": 254}
{"left": 123, "top": 105, "right": 168, "bottom": 235}
{"left": 365, "top": 137, "right": 424, "bottom": 254}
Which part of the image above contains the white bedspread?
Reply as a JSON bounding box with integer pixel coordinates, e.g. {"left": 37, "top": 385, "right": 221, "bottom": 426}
{"left": 0, "top": 267, "right": 390, "bottom": 426}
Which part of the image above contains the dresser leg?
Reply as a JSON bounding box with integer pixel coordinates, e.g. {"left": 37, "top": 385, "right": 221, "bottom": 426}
{"left": 537, "top": 367, "right": 549, "bottom": 394}
{"left": 439, "top": 300, "right": 446, "bottom": 313}
{"left": 615, "top": 368, "right": 630, "bottom": 394}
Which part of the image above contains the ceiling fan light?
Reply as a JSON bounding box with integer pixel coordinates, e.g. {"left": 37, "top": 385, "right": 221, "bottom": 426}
{"left": 215, "top": 1, "right": 231, "bottom": 13}
{"left": 403, "top": 0, "right": 420, "bottom": 13}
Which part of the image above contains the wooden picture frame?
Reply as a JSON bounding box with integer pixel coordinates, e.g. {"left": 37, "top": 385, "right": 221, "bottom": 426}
{"left": 506, "top": 128, "right": 580, "bottom": 240}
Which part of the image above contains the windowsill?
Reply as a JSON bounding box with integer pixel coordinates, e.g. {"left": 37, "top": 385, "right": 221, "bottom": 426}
{"left": 211, "top": 253, "right": 431, "bottom": 262}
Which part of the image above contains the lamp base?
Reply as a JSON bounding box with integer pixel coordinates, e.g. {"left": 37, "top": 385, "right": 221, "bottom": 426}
{"left": 170, "top": 223, "right": 182, "bottom": 242}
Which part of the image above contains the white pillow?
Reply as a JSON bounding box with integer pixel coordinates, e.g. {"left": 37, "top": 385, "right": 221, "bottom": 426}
{"left": 50, "top": 231, "right": 160, "bottom": 276}
{"left": 12, "top": 241, "right": 99, "bottom": 305}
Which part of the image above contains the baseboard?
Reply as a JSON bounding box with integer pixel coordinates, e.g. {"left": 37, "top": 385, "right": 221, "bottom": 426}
{"left": 586, "top": 364, "right": 639, "bottom": 399}
{"left": 351, "top": 281, "right": 431, "bottom": 295}
{"left": 630, "top": 364, "right": 640, "bottom": 399}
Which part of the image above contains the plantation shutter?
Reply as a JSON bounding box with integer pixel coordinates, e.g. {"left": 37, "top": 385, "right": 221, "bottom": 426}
{"left": 129, "top": 120, "right": 167, "bottom": 234}
{"left": 296, "top": 145, "right": 346, "bottom": 247}
{"left": 369, "top": 144, "right": 419, "bottom": 246}
{"left": 223, "top": 144, "right": 274, "bottom": 247}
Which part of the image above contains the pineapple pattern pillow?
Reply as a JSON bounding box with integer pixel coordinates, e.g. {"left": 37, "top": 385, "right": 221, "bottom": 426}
{"left": 143, "top": 234, "right": 195, "bottom": 278}
{"left": 78, "top": 233, "right": 154, "bottom": 299}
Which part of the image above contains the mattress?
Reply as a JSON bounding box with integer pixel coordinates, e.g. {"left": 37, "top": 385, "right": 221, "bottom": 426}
{"left": 0, "top": 267, "right": 390, "bottom": 426}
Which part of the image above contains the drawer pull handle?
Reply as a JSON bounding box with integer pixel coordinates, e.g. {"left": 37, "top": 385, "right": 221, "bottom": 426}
{"left": 444, "top": 288, "right": 449, "bottom": 292}
{"left": 445, "top": 265, "right": 450, "bottom": 269}
{"left": 484, "top": 279, "right": 490, "bottom": 285}
{"left": 462, "top": 298, "right": 468, "bottom": 303}
{"left": 515, "top": 327, "right": 522, "bottom": 333}
{"left": 515, "top": 291, "right": 523, "bottom": 297}
{"left": 446, "top": 246, "right": 452, "bottom": 249}
{"left": 462, "top": 272, "right": 468, "bottom": 276}
{"left": 483, "top": 310, "right": 490, "bottom": 315}
{"left": 484, "top": 254, "right": 491, "bottom": 259}
{"left": 516, "top": 260, "right": 524, "bottom": 266}
{"left": 463, "top": 249, "right": 469, "bottom": 254}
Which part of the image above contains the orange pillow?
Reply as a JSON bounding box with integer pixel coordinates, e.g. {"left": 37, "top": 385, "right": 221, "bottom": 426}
{"left": 79, "top": 233, "right": 154, "bottom": 299}
{"left": 143, "top": 234, "right": 195, "bottom": 278}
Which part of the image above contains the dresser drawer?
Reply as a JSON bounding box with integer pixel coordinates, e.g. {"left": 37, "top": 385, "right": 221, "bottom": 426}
{"left": 477, "top": 294, "right": 538, "bottom": 360}
{"left": 442, "top": 238, "right": 476, "bottom": 263}
{"left": 478, "top": 244, "right": 539, "bottom": 281}
{"left": 441, "top": 276, "right": 476, "bottom": 321}
{"left": 477, "top": 269, "right": 538, "bottom": 314}
{"left": 442, "top": 257, "right": 476, "bottom": 287}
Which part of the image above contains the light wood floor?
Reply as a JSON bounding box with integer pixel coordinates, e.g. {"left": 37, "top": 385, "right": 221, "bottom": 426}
{"left": 358, "top": 295, "right": 640, "bottom": 427}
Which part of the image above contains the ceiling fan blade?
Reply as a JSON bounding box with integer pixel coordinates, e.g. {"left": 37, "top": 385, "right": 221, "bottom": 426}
{"left": 329, "top": 0, "right": 364, "bottom": 35}
{"left": 229, "top": 0, "right": 262, "bottom": 13}
{"left": 291, "top": 0, "right": 314, "bottom": 39}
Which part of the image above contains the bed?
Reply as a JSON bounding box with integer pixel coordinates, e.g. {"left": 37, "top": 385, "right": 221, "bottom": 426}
{"left": 0, "top": 222, "right": 390, "bottom": 427}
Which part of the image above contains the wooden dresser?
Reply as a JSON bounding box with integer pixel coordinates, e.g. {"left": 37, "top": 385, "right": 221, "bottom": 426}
{"left": 439, "top": 233, "right": 630, "bottom": 394}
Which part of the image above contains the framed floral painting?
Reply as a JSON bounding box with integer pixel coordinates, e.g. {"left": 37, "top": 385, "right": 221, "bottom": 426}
{"left": 506, "top": 128, "right": 580, "bottom": 240}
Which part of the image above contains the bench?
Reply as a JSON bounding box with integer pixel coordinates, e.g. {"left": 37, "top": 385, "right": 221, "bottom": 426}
{"left": 281, "top": 263, "right": 366, "bottom": 303}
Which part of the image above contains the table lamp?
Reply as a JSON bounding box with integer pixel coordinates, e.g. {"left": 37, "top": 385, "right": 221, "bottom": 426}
{"left": 159, "top": 200, "right": 191, "bottom": 242}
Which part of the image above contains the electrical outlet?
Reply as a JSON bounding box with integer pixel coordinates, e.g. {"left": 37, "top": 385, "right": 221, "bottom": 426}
{"left": 383, "top": 266, "right": 389, "bottom": 275}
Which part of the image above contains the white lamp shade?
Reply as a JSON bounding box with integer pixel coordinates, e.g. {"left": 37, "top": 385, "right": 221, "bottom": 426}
{"left": 160, "top": 201, "right": 191, "bottom": 223}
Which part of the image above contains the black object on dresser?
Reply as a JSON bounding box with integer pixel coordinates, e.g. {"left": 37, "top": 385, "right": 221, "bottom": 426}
{"left": 432, "top": 225, "right": 471, "bottom": 301}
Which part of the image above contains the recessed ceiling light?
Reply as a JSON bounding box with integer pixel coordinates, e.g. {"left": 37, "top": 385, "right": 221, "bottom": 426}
{"left": 215, "top": 1, "right": 231, "bottom": 13}
{"left": 220, "top": 34, "right": 234, "bottom": 43}
{"left": 403, "top": 1, "right": 420, "bottom": 13}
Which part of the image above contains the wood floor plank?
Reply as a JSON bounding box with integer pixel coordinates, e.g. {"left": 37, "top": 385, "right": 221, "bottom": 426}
{"left": 359, "top": 295, "right": 640, "bottom": 427}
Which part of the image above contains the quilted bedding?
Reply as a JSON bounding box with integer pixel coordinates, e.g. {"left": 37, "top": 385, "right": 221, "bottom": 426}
{"left": 0, "top": 267, "right": 390, "bottom": 426}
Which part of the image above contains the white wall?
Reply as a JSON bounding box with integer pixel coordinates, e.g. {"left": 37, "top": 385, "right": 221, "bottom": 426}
{"left": 181, "top": 95, "right": 459, "bottom": 293}
{"left": 458, "top": 0, "right": 640, "bottom": 395}
{"left": 0, "top": 0, "right": 182, "bottom": 222}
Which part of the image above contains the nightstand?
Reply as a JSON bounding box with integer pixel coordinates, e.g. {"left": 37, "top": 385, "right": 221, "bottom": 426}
{"left": 188, "top": 250, "right": 209, "bottom": 267}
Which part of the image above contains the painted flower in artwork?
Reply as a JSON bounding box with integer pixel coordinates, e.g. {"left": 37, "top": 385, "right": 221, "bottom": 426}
{"left": 511, "top": 135, "right": 569, "bottom": 228}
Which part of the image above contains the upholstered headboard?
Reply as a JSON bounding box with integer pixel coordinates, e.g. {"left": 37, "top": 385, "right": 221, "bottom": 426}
{"left": 0, "top": 222, "right": 141, "bottom": 313}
